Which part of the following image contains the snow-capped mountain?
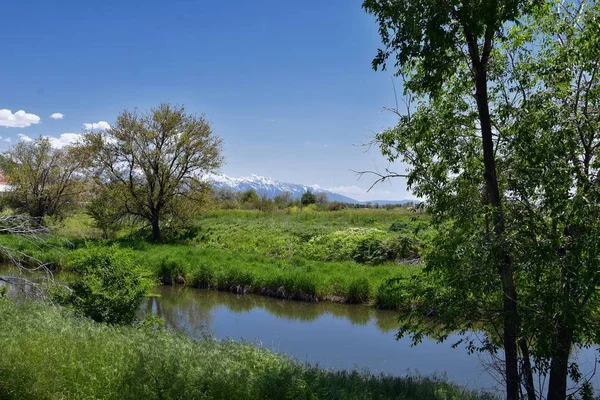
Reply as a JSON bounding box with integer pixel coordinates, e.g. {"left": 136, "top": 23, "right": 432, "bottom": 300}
{"left": 206, "top": 174, "right": 360, "bottom": 203}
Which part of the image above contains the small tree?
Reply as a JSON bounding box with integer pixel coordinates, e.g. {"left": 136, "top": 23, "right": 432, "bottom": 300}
{"left": 239, "top": 189, "right": 259, "bottom": 204}
{"left": 85, "top": 182, "right": 125, "bottom": 239}
{"left": 301, "top": 190, "right": 317, "bottom": 206}
{"left": 274, "top": 191, "right": 293, "bottom": 208}
{"left": 315, "top": 192, "right": 328, "bottom": 205}
{"left": 0, "top": 137, "right": 87, "bottom": 219}
{"left": 85, "top": 103, "right": 223, "bottom": 242}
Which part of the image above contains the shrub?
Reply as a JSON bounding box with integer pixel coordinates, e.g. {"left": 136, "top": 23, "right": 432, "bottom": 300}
{"left": 352, "top": 237, "right": 387, "bottom": 264}
{"left": 216, "top": 267, "right": 255, "bottom": 293}
{"left": 389, "top": 221, "right": 408, "bottom": 232}
{"left": 56, "top": 244, "right": 153, "bottom": 324}
{"left": 374, "top": 278, "right": 410, "bottom": 310}
{"left": 191, "top": 263, "right": 216, "bottom": 288}
{"left": 384, "top": 236, "right": 421, "bottom": 260}
{"left": 301, "top": 190, "right": 317, "bottom": 206}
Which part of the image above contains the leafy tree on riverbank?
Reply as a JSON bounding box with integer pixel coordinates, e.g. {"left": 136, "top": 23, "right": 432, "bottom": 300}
{"left": 85, "top": 103, "right": 223, "bottom": 242}
{"left": 364, "top": 0, "right": 600, "bottom": 399}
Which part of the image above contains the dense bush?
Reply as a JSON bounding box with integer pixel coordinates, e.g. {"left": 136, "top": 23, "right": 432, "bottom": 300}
{"left": 0, "top": 300, "right": 496, "bottom": 400}
{"left": 56, "top": 244, "right": 153, "bottom": 324}
{"left": 352, "top": 236, "right": 388, "bottom": 264}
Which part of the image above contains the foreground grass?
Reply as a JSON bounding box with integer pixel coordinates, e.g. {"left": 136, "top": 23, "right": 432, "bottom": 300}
{"left": 0, "top": 300, "right": 495, "bottom": 400}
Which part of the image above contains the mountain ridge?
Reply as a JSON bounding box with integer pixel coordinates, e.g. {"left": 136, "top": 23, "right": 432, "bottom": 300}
{"left": 205, "top": 174, "right": 416, "bottom": 205}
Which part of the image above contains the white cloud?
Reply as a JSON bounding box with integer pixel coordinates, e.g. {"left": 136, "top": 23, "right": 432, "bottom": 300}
{"left": 18, "top": 133, "right": 33, "bottom": 142}
{"left": 50, "top": 113, "right": 64, "bottom": 120}
{"left": 83, "top": 121, "right": 110, "bottom": 131}
{"left": 0, "top": 109, "right": 41, "bottom": 128}
{"left": 46, "top": 133, "right": 82, "bottom": 148}
{"left": 4, "top": 138, "right": 11, "bottom": 142}
{"left": 326, "top": 185, "right": 364, "bottom": 195}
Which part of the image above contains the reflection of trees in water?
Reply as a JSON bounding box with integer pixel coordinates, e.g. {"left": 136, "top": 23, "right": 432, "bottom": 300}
{"left": 145, "top": 286, "right": 399, "bottom": 335}
{"left": 143, "top": 288, "right": 213, "bottom": 338}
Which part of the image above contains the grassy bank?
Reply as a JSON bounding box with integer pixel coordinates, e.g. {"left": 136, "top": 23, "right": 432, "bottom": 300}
{"left": 0, "top": 299, "right": 495, "bottom": 400}
{"left": 0, "top": 209, "right": 427, "bottom": 308}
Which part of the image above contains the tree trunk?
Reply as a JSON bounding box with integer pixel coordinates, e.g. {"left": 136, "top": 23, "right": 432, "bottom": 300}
{"left": 519, "top": 339, "right": 536, "bottom": 400}
{"left": 547, "top": 323, "right": 574, "bottom": 400}
{"left": 473, "top": 65, "right": 520, "bottom": 400}
{"left": 151, "top": 215, "right": 161, "bottom": 242}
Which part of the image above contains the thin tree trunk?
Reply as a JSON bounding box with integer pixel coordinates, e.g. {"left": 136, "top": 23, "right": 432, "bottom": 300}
{"left": 151, "top": 215, "right": 161, "bottom": 242}
{"left": 547, "top": 323, "right": 574, "bottom": 400}
{"left": 519, "top": 338, "right": 536, "bottom": 400}
{"left": 473, "top": 65, "right": 520, "bottom": 400}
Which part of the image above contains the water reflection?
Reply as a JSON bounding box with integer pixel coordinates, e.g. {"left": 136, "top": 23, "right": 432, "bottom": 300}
{"left": 143, "top": 286, "right": 502, "bottom": 393}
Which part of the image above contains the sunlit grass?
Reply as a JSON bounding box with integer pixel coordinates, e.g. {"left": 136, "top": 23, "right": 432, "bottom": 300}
{"left": 0, "top": 300, "right": 496, "bottom": 400}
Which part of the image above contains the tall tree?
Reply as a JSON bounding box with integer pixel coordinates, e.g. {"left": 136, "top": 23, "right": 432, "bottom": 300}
{"left": 362, "top": 1, "right": 534, "bottom": 397}
{"left": 364, "top": 0, "right": 600, "bottom": 399}
{"left": 0, "top": 137, "right": 87, "bottom": 220}
{"left": 85, "top": 103, "right": 223, "bottom": 242}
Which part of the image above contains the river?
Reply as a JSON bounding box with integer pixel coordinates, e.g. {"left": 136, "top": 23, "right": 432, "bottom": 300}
{"left": 3, "top": 275, "right": 599, "bottom": 395}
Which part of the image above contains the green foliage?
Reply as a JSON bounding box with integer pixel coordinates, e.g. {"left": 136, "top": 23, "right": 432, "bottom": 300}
{"left": 351, "top": 236, "right": 387, "bottom": 264}
{"left": 85, "top": 103, "right": 223, "bottom": 242}
{"left": 301, "top": 190, "right": 317, "bottom": 206}
{"left": 0, "top": 137, "right": 87, "bottom": 219}
{"left": 346, "top": 277, "right": 371, "bottom": 304}
{"left": 240, "top": 189, "right": 260, "bottom": 204}
{"left": 85, "top": 185, "right": 124, "bottom": 239}
{"left": 0, "top": 209, "right": 424, "bottom": 306}
{"left": 365, "top": 0, "right": 600, "bottom": 397}
{"left": 0, "top": 300, "right": 495, "bottom": 400}
{"left": 56, "top": 245, "right": 153, "bottom": 324}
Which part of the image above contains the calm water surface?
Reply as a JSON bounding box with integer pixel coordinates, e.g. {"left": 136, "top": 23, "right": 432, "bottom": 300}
{"left": 4, "top": 273, "right": 598, "bottom": 394}
{"left": 143, "top": 286, "right": 507, "bottom": 393}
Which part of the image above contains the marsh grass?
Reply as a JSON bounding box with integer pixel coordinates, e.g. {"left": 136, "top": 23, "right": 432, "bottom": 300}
{"left": 0, "top": 209, "right": 424, "bottom": 307}
{"left": 0, "top": 300, "right": 496, "bottom": 400}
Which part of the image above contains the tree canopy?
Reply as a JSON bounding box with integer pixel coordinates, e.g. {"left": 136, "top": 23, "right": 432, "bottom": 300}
{"left": 85, "top": 103, "right": 223, "bottom": 242}
{"left": 0, "top": 137, "right": 87, "bottom": 220}
{"left": 365, "top": 0, "right": 600, "bottom": 399}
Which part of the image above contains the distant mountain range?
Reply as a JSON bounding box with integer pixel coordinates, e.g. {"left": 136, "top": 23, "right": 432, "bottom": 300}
{"left": 205, "top": 174, "right": 417, "bottom": 206}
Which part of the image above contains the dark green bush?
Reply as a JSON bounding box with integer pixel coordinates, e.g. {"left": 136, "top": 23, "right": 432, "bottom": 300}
{"left": 389, "top": 221, "right": 408, "bottom": 232}
{"left": 352, "top": 237, "right": 388, "bottom": 264}
{"left": 191, "top": 263, "right": 216, "bottom": 288}
{"left": 374, "top": 279, "right": 406, "bottom": 310}
{"left": 56, "top": 244, "right": 153, "bottom": 324}
{"left": 385, "top": 236, "right": 421, "bottom": 260}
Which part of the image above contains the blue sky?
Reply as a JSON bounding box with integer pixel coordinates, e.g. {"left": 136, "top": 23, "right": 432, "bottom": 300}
{"left": 0, "top": 0, "right": 413, "bottom": 201}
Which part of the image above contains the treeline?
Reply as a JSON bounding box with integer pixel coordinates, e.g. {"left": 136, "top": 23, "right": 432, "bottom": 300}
{"left": 0, "top": 105, "right": 418, "bottom": 242}
{"left": 0, "top": 103, "right": 222, "bottom": 242}
{"left": 212, "top": 187, "right": 420, "bottom": 212}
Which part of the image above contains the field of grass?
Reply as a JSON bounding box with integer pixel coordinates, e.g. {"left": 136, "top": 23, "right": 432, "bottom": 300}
{"left": 0, "top": 299, "right": 495, "bottom": 400}
{"left": 0, "top": 208, "right": 429, "bottom": 308}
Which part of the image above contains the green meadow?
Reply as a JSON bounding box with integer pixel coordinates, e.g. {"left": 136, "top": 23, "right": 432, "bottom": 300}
{"left": 0, "top": 208, "right": 428, "bottom": 308}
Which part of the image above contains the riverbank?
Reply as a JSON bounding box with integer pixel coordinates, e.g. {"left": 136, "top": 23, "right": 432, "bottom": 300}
{"left": 0, "top": 299, "right": 496, "bottom": 400}
{"left": 0, "top": 209, "right": 426, "bottom": 308}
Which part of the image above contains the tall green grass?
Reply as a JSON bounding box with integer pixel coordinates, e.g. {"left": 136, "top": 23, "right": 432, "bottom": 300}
{"left": 0, "top": 208, "right": 425, "bottom": 308}
{"left": 0, "top": 300, "right": 496, "bottom": 400}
